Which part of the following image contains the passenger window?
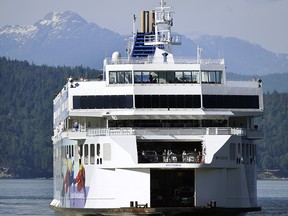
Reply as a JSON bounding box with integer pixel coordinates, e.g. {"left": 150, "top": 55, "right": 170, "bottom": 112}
{"left": 97, "top": 143, "right": 101, "bottom": 156}
{"left": 69, "top": 145, "right": 71, "bottom": 158}
{"left": 84, "top": 144, "right": 88, "bottom": 165}
{"left": 90, "top": 144, "right": 95, "bottom": 164}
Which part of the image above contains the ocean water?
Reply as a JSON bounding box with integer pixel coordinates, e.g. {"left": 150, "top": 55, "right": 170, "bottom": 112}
{"left": 0, "top": 179, "right": 287, "bottom": 215}
{"left": 0, "top": 179, "right": 54, "bottom": 216}
{"left": 248, "top": 180, "right": 288, "bottom": 216}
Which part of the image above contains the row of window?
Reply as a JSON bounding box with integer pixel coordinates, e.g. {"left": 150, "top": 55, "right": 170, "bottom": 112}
{"left": 80, "top": 144, "right": 102, "bottom": 165}
{"left": 109, "top": 71, "right": 222, "bottom": 84}
{"left": 62, "top": 144, "right": 102, "bottom": 165}
{"left": 73, "top": 95, "right": 259, "bottom": 109}
{"left": 65, "top": 145, "right": 74, "bottom": 158}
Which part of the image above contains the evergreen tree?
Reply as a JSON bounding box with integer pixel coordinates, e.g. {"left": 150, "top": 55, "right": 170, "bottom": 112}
{"left": 0, "top": 57, "right": 101, "bottom": 178}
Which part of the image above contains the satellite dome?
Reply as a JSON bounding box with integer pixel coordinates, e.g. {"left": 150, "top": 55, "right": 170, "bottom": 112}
{"left": 112, "top": 51, "right": 121, "bottom": 63}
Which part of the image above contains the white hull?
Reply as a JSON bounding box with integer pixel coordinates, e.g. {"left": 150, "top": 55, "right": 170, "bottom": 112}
{"left": 50, "top": 132, "right": 260, "bottom": 214}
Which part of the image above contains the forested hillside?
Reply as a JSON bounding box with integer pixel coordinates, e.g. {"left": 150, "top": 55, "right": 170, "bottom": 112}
{"left": 0, "top": 57, "right": 101, "bottom": 177}
{"left": 0, "top": 57, "right": 287, "bottom": 178}
{"left": 257, "top": 92, "right": 288, "bottom": 177}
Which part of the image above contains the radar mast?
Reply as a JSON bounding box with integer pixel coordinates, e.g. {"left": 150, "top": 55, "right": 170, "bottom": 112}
{"left": 144, "top": 0, "right": 181, "bottom": 53}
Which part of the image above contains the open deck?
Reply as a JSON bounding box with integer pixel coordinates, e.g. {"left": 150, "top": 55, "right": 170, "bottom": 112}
{"left": 52, "top": 127, "right": 263, "bottom": 143}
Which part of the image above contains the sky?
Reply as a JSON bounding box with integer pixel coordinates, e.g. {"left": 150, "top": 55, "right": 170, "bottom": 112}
{"left": 0, "top": 0, "right": 287, "bottom": 54}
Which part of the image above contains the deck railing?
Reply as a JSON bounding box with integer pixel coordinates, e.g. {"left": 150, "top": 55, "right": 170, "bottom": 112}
{"left": 105, "top": 57, "right": 224, "bottom": 65}
{"left": 53, "top": 127, "right": 262, "bottom": 143}
{"left": 86, "top": 127, "right": 246, "bottom": 137}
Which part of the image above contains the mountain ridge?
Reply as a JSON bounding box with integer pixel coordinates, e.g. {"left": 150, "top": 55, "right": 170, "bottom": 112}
{"left": 193, "top": 35, "right": 288, "bottom": 75}
{"left": 0, "top": 11, "right": 287, "bottom": 75}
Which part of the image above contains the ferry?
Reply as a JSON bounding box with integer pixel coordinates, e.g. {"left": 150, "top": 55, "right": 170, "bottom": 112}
{"left": 50, "top": 1, "right": 263, "bottom": 215}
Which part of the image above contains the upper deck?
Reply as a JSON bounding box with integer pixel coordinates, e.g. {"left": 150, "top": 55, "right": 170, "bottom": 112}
{"left": 52, "top": 0, "right": 264, "bottom": 132}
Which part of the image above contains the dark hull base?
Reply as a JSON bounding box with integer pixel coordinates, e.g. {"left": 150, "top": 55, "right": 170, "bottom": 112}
{"left": 51, "top": 205, "right": 261, "bottom": 216}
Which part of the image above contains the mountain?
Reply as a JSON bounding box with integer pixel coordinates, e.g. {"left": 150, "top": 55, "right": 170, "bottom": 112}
{"left": 0, "top": 11, "right": 288, "bottom": 74}
{"left": 193, "top": 35, "right": 288, "bottom": 75}
{"left": 227, "top": 72, "right": 288, "bottom": 93}
{"left": 0, "top": 11, "right": 125, "bottom": 68}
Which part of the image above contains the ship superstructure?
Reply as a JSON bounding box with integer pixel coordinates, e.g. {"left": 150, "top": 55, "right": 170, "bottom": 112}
{"left": 50, "top": 1, "right": 263, "bottom": 215}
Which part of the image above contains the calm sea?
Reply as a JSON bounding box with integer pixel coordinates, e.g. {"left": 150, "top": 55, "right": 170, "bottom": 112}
{"left": 248, "top": 180, "right": 288, "bottom": 216}
{"left": 0, "top": 179, "right": 287, "bottom": 215}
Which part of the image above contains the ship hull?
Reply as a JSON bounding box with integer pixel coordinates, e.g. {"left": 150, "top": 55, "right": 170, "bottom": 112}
{"left": 51, "top": 206, "right": 261, "bottom": 216}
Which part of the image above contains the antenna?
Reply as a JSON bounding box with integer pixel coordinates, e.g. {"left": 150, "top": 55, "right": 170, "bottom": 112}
{"left": 160, "top": 0, "right": 166, "bottom": 8}
{"left": 132, "top": 14, "right": 136, "bottom": 36}
{"left": 197, "top": 45, "right": 203, "bottom": 63}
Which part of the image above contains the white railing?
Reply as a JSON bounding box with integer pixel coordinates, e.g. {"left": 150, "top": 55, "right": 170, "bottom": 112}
{"left": 87, "top": 128, "right": 134, "bottom": 136}
{"left": 86, "top": 127, "right": 245, "bottom": 137}
{"left": 105, "top": 57, "right": 224, "bottom": 65}
{"left": 52, "top": 127, "right": 263, "bottom": 141}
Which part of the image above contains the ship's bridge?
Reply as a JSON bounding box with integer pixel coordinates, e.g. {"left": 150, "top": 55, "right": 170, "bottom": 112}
{"left": 104, "top": 54, "right": 226, "bottom": 85}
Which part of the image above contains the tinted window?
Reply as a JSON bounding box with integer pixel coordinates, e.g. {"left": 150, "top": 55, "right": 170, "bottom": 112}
{"left": 203, "top": 95, "right": 259, "bottom": 109}
{"left": 73, "top": 95, "right": 133, "bottom": 109}
{"left": 135, "top": 95, "right": 201, "bottom": 109}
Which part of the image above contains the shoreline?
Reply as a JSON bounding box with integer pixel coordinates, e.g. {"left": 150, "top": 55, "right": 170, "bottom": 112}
{"left": 1, "top": 169, "right": 287, "bottom": 180}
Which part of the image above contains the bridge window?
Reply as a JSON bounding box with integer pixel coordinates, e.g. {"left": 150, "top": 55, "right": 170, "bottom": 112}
{"left": 109, "top": 71, "right": 132, "bottom": 84}
{"left": 109, "top": 70, "right": 223, "bottom": 84}
{"left": 134, "top": 71, "right": 159, "bottom": 83}
{"left": 201, "top": 71, "right": 222, "bottom": 84}
{"left": 134, "top": 71, "right": 200, "bottom": 84}
{"left": 175, "top": 71, "right": 200, "bottom": 83}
